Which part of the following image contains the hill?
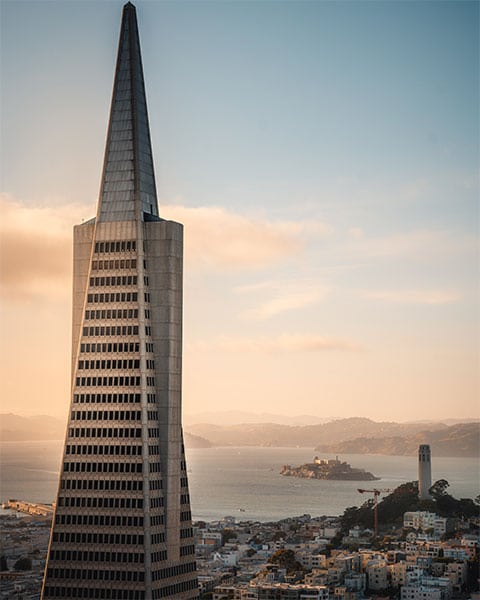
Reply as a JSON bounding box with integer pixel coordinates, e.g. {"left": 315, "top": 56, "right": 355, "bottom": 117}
{"left": 184, "top": 410, "right": 336, "bottom": 426}
{"left": 0, "top": 413, "right": 212, "bottom": 448}
{"left": 314, "top": 422, "right": 480, "bottom": 457}
{"left": 186, "top": 417, "right": 449, "bottom": 449}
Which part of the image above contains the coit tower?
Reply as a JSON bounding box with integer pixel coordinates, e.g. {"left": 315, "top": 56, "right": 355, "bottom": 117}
{"left": 418, "top": 444, "right": 432, "bottom": 500}
{"left": 41, "top": 3, "right": 198, "bottom": 599}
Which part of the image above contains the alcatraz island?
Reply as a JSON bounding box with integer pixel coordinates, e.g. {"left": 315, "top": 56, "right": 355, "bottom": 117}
{"left": 280, "top": 456, "right": 380, "bottom": 481}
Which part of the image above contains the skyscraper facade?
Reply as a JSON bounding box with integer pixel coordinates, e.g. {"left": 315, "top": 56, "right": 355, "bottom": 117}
{"left": 41, "top": 4, "right": 198, "bottom": 599}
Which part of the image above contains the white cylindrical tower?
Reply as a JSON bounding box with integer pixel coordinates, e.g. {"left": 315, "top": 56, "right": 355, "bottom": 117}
{"left": 418, "top": 444, "right": 432, "bottom": 499}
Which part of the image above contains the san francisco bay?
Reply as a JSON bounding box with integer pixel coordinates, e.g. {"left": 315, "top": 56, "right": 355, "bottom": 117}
{"left": 1, "top": 441, "right": 478, "bottom": 522}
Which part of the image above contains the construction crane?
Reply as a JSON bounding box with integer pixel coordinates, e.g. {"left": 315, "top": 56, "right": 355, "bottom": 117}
{"left": 357, "top": 488, "right": 393, "bottom": 539}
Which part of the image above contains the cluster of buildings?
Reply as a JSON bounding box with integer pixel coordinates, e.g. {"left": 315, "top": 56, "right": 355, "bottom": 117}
{"left": 191, "top": 513, "right": 478, "bottom": 600}
{"left": 1, "top": 499, "right": 478, "bottom": 600}
{"left": 0, "top": 0, "right": 476, "bottom": 594}
{"left": 0, "top": 511, "right": 51, "bottom": 600}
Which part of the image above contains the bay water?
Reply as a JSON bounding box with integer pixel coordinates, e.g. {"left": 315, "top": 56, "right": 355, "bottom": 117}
{"left": 1, "top": 441, "right": 478, "bottom": 522}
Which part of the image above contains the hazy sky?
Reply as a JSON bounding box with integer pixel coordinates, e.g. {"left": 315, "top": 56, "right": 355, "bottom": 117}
{"left": 0, "top": 0, "right": 478, "bottom": 421}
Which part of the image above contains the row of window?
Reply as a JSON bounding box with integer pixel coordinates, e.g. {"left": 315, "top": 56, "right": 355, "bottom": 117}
{"left": 55, "top": 514, "right": 144, "bottom": 527}
{"left": 78, "top": 359, "right": 140, "bottom": 370}
{"left": 52, "top": 531, "right": 144, "bottom": 545}
{"left": 89, "top": 276, "right": 138, "bottom": 287}
{"left": 85, "top": 309, "right": 139, "bottom": 320}
{"left": 150, "top": 497, "right": 164, "bottom": 509}
{"left": 180, "top": 528, "right": 194, "bottom": 540}
{"left": 68, "top": 427, "right": 142, "bottom": 438}
{"left": 75, "top": 376, "right": 141, "bottom": 387}
{"left": 57, "top": 497, "right": 143, "bottom": 510}
{"left": 63, "top": 462, "right": 142, "bottom": 474}
{"left": 87, "top": 292, "right": 138, "bottom": 304}
{"left": 61, "top": 479, "right": 143, "bottom": 492}
{"left": 180, "top": 511, "right": 192, "bottom": 522}
{"left": 80, "top": 342, "right": 140, "bottom": 353}
{"left": 71, "top": 410, "right": 144, "bottom": 421}
{"left": 73, "top": 393, "right": 142, "bottom": 404}
{"left": 65, "top": 445, "right": 143, "bottom": 456}
{"left": 180, "top": 494, "right": 190, "bottom": 505}
{"left": 43, "top": 586, "right": 145, "bottom": 599}
{"left": 180, "top": 545, "right": 196, "bottom": 558}
{"left": 152, "top": 561, "right": 196, "bottom": 582}
{"left": 49, "top": 550, "right": 167, "bottom": 563}
{"left": 151, "top": 533, "right": 165, "bottom": 544}
{"left": 150, "top": 514, "right": 164, "bottom": 524}
{"left": 94, "top": 240, "right": 136, "bottom": 254}
{"left": 49, "top": 549, "right": 143, "bottom": 564}
{"left": 91, "top": 259, "right": 137, "bottom": 271}
{"left": 82, "top": 325, "right": 139, "bottom": 336}
{"left": 153, "top": 576, "right": 198, "bottom": 598}
{"left": 47, "top": 568, "right": 145, "bottom": 583}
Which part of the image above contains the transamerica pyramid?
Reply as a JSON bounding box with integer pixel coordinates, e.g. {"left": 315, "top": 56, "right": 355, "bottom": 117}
{"left": 41, "top": 3, "right": 198, "bottom": 598}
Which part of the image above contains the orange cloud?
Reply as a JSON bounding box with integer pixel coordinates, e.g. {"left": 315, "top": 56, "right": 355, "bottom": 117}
{"left": 362, "top": 289, "right": 462, "bottom": 305}
{"left": 162, "top": 205, "right": 330, "bottom": 269}
{"left": 188, "top": 333, "right": 363, "bottom": 354}
{"left": 0, "top": 195, "right": 93, "bottom": 301}
{"left": 0, "top": 196, "right": 330, "bottom": 301}
{"left": 235, "top": 279, "right": 331, "bottom": 320}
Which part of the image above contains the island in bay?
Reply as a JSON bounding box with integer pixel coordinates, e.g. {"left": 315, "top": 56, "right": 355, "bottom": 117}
{"left": 280, "top": 456, "right": 380, "bottom": 481}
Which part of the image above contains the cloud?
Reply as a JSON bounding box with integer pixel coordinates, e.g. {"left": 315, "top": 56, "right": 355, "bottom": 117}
{"left": 346, "top": 229, "right": 476, "bottom": 261}
{"left": 162, "top": 205, "right": 330, "bottom": 269}
{"left": 362, "top": 289, "right": 462, "bottom": 306}
{"left": 0, "top": 196, "right": 331, "bottom": 301}
{"left": 0, "top": 194, "right": 93, "bottom": 301}
{"left": 188, "top": 333, "right": 363, "bottom": 354}
{"left": 235, "top": 279, "right": 331, "bottom": 320}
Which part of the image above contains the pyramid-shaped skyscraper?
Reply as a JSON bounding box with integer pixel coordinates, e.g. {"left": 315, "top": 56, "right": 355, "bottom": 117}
{"left": 42, "top": 4, "right": 198, "bottom": 598}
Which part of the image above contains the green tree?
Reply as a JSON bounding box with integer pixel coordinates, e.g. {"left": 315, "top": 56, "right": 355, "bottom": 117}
{"left": 269, "top": 549, "right": 305, "bottom": 574}
{"left": 221, "top": 529, "right": 237, "bottom": 545}
{"left": 429, "top": 479, "right": 450, "bottom": 499}
{"left": 14, "top": 557, "right": 32, "bottom": 571}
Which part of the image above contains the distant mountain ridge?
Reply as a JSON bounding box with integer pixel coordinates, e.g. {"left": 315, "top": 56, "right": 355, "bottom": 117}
{"left": 183, "top": 410, "right": 336, "bottom": 426}
{"left": 185, "top": 418, "right": 479, "bottom": 457}
{"left": 1, "top": 414, "right": 477, "bottom": 457}
{"left": 314, "top": 422, "right": 480, "bottom": 457}
{"left": 0, "top": 414, "right": 212, "bottom": 448}
{"left": 186, "top": 417, "right": 449, "bottom": 448}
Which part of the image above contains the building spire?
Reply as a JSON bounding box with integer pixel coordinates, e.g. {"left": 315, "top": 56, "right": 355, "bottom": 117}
{"left": 97, "top": 1, "right": 159, "bottom": 222}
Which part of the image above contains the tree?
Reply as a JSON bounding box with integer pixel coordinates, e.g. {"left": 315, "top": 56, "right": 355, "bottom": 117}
{"left": 14, "top": 557, "right": 32, "bottom": 571}
{"left": 429, "top": 479, "right": 450, "bottom": 499}
{"left": 269, "top": 549, "right": 305, "bottom": 574}
{"left": 221, "top": 529, "right": 237, "bottom": 546}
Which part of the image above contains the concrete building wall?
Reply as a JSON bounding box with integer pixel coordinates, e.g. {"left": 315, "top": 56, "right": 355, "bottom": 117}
{"left": 418, "top": 445, "right": 432, "bottom": 500}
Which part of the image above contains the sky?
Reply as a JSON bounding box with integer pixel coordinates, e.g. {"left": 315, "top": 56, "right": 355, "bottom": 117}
{"left": 0, "top": 0, "right": 478, "bottom": 422}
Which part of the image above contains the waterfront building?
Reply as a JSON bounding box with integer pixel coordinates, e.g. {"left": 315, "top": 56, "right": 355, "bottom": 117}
{"left": 418, "top": 445, "right": 432, "bottom": 500}
{"left": 41, "top": 3, "right": 198, "bottom": 599}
